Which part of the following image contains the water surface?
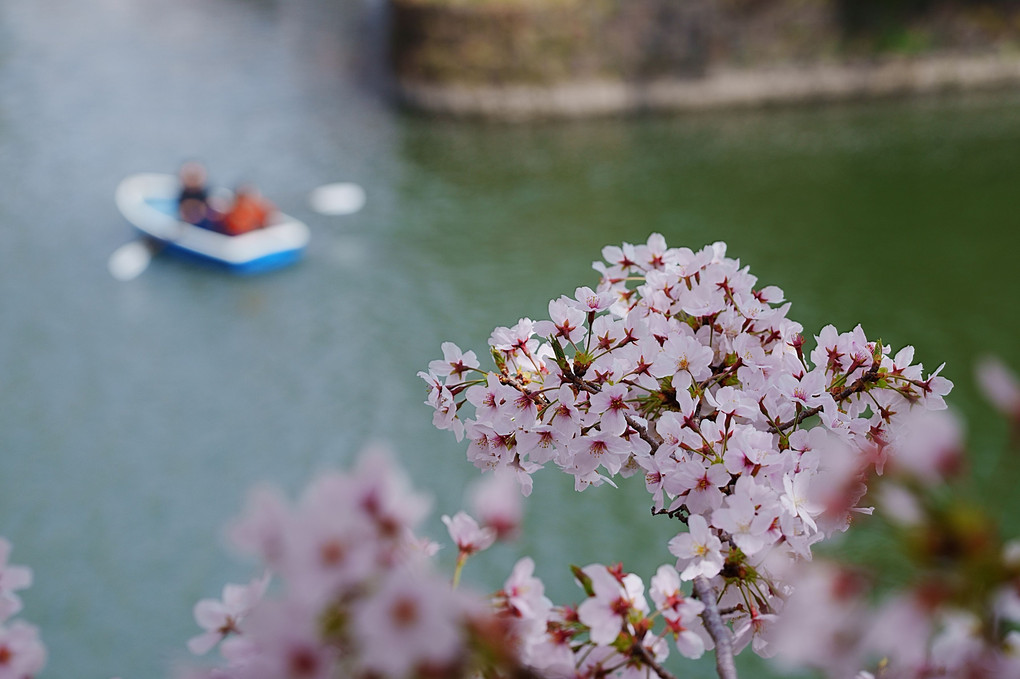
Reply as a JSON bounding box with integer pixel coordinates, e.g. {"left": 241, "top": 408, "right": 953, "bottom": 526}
{"left": 1, "top": 1, "right": 1019, "bottom": 677}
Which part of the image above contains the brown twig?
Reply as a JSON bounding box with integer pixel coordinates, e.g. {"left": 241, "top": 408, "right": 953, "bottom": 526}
{"left": 558, "top": 368, "right": 600, "bottom": 395}
{"left": 500, "top": 374, "right": 551, "bottom": 408}
{"left": 558, "top": 369, "right": 662, "bottom": 452}
{"left": 634, "top": 639, "right": 681, "bottom": 679}
{"left": 692, "top": 576, "right": 738, "bottom": 679}
{"left": 771, "top": 362, "right": 881, "bottom": 434}
{"left": 650, "top": 505, "right": 689, "bottom": 523}
{"left": 625, "top": 413, "right": 661, "bottom": 452}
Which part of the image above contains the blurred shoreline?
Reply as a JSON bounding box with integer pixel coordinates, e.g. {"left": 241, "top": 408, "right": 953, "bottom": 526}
{"left": 387, "top": 0, "right": 1020, "bottom": 119}
{"left": 394, "top": 54, "right": 1020, "bottom": 120}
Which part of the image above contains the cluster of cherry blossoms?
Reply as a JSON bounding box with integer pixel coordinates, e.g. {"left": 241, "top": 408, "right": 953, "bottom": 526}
{"left": 0, "top": 537, "right": 45, "bottom": 679}
{"left": 773, "top": 387, "right": 1020, "bottom": 679}
{"left": 493, "top": 558, "right": 714, "bottom": 679}
{"left": 977, "top": 355, "right": 1020, "bottom": 436}
{"left": 179, "top": 446, "right": 547, "bottom": 679}
{"left": 421, "top": 234, "right": 954, "bottom": 664}
{"left": 445, "top": 487, "right": 720, "bottom": 678}
{"left": 772, "top": 530, "right": 1020, "bottom": 679}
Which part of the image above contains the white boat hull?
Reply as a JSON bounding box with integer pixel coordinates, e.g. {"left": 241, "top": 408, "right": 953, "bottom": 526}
{"left": 115, "top": 173, "right": 310, "bottom": 273}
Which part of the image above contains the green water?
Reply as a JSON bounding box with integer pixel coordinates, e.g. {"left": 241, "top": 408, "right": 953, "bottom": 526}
{"left": 1, "top": 1, "right": 1019, "bottom": 677}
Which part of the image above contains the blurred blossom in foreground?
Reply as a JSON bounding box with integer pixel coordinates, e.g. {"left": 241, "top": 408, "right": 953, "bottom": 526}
{"left": 0, "top": 537, "right": 45, "bottom": 679}
{"left": 976, "top": 356, "right": 1020, "bottom": 421}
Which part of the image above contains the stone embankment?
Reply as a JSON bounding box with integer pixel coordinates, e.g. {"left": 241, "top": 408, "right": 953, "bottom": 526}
{"left": 387, "top": 0, "right": 1020, "bottom": 119}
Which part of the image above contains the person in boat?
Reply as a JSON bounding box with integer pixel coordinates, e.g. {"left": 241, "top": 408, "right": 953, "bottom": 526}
{"left": 177, "top": 161, "right": 212, "bottom": 227}
{"left": 221, "top": 184, "right": 274, "bottom": 236}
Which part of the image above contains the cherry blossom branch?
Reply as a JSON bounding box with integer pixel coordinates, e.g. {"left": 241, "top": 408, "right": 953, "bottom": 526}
{"left": 772, "top": 362, "right": 881, "bottom": 433}
{"left": 697, "top": 359, "right": 743, "bottom": 393}
{"left": 557, "top": 368, "right": 663, "bottom": 451}
{"left": 625, "top": 413, "right": 662, "bottom": 450}
{"left": 692, "top": 576, "right": 738, "bottom": 679}
{"left": 650, "top": 505, "right": 689, "bottom": 523}
{"left": 500, "top": 374, "right": 551, "bottom": 407}
{"left": 558, "top": 367, "right": 600, "bottom": 395}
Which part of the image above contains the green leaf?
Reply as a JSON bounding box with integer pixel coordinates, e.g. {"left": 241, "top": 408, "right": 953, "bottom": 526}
{"left": 573, "top": 350, "right": 593, "bottom": 376}
{"left": 490, "top": 347, "right": 507, "bottom": 374}
{"left": 571, "top": 565, "right": 595, "bottom": 597}
{"left": 550, "top": 337, "right": 570, "bottom": 372}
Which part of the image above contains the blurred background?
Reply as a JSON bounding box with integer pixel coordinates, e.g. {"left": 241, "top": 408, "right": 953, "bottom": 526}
{"left": 2, "top": 0, "right": 1020, "bottom": 677}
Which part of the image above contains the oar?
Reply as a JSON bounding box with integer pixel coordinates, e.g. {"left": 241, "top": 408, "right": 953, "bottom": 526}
{"left": 108, "top": 238, "right": 161, "bottom": 282}
{"left": 109, "top": 182, "right": 367, "bottom": 282}
{"left": 108, "top": 217, "right": 188, "bottom": 282}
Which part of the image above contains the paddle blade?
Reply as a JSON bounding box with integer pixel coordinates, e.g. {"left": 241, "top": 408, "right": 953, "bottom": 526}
{"left": 108, "top": 240, "right": 153, "bottom": 281}
{"left": 309, "top": 183, "right": 366, "bottom": 216}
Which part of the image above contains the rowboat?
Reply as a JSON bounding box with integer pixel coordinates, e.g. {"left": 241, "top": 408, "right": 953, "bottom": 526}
{"left": 115, "top": 173, "right": 311, "bottom": 274}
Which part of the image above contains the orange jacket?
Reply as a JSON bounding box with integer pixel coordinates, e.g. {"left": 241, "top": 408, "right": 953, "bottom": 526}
{"left": 223, "top": 194, "right": 272, "bottom": 236}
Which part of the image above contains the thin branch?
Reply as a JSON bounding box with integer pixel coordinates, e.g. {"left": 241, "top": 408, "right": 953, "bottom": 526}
{"left": 771, "top": 362, "right": 881, "bottom": 434}
{"left": 508, "top": 665, "right": 559, "bottom": 679}
{"left": 625, "top": 413, "right": 661, "bottom": 452}
{"left": 651, "top": 505, "right": 689, "bottom": 523}
{"left": 634, "top": 640, "right": 680, "bottom": 679}
{"left": 692, "top": 576, "right": 738, "bottom": 679}
{"left": 559, "top": 369, "right": 662, "bottom": 453}
{"left": 558, "top": 368, "right": 600, "bottom": 395}
{"left": 500, "top": 374, "right": 551, "bottom": 407}
{"left": 697, "top": 358, "right": 743, "bottom": 393}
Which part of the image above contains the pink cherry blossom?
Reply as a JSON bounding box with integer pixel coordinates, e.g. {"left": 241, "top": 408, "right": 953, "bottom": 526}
{"left": 228, "top": 484, "right": 290, "bottom": 568}
{"left": 573, "top": 286, "right": 614, "bottom": 312}
{"left": 576, "top": 564, "right": 648, "bottom": 646}
{"left": 534, "top": 298, "right": 587, "bottom": 345}
{"left": 707, "top": 385, "right": 761, "bottom": 420}
{"left": 231, "top": 598, "right": 338, "bottom": 679}
{"left": 548, "top": 384, "right": 585, "bottom": 438}
{"left": 976, "top": 356, "right": 1020, "bottom": 418}
{"left": 886, "top": 409, "right": 964, "bottom": 485}
{"left": 466, "top": 374, "right": 517, "bottom": 430}
{"left": 649, "top": 564, "right": 707, "bottom": 659}
{"left": 668, "top": 515, "right": 724, "bottom": 581}
{"left": 468, "top": 470, "right": 522, "bottom": 540}
{"left": 0, "top": 620, "right": 46, "bottom": 679}
{"left": 428, "top": 342, "right": 479, "bottom": 385}
{"left": 352, "top": 570, "right": 466, "bottom": 678}
{"left": 498, "top": 557, "right": 553, "bottom": 663}
{"left": 442, "top": 511, "right": 496, "bottom": 556}
{"left": 565, "top": 431, "right": 631, "bottom": 478}
{"left": 651, "top": 334, "right": 714, "bottom": 391}
{"left": 0, "top": 540, "right": 32, "bottom": 624}
{"left": 732, "top": 606, "right": 778, "bottom": 657}
{"left": 188, "top": 574, "right": 270, "bottom": 655}
{"left": 501, "top": 557, "right": 551, "bottom": 623}
{"left": 425, "top": 382, "right": 465, "bottom": 441}
{"left": 588, "top": 384, "right": 632, "bottom": 436}
{"left": 780, "top": 472, "right": 823, "bottom": 532}
{"left": 666, "top": 460, "right": 729, "bottom": 515}
{"left": 712, "top": 489, "right": 777, "bottom": 557}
